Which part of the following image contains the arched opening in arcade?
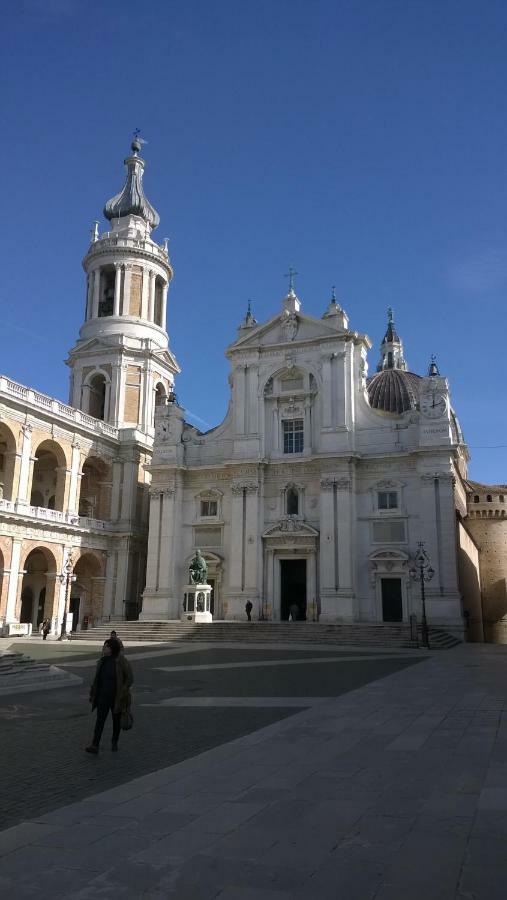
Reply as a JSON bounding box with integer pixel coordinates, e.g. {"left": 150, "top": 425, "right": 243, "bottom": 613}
{"left": 78, "top": 456, "right": 112, "bottom": 521}
{"left": 0, "top": 423, "right": 17, "bottom": 502}
{"left": 72, "top": 553, "right": 104, "bottom": 630}
{"left": 19, "top": 547, "right": 58, "bottom": 628}
{"left": 30, "top": 440, "right": 66, "bottom": 511}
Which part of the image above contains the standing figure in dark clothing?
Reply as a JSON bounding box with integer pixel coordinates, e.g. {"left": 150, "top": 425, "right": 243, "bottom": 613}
{"left": 86, "top": 638, "right": 133, "bottom": 755}
{"left": 245, "top": 601, "right": 253, "bottom": 621}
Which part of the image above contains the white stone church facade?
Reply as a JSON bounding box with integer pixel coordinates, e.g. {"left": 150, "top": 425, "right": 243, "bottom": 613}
{"left": 143, "top": 281, "right": 473, "bottom": 638}
{"left": 0, "top": 139, "right": 494, "bottom": 641}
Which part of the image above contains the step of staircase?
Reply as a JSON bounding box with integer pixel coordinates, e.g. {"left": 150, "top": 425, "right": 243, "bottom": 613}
{"left": 0, "top": 649, "right": 82, "bottom": 695}
{"left": 72, "top": 621, "right": 461, "bottom": 649}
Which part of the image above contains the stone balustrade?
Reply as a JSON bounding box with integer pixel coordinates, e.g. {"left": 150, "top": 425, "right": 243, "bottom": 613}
{"left": 0, "top": 375, "right": 119, "bottom": 440}
{"left": 0, "top": 499, "right": 109, "bottom": 530}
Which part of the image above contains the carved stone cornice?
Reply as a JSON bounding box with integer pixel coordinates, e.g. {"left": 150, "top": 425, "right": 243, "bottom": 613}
{"left": 320, "top": 476, "right": 350, "bottom": 491}
{"left": 231, "top": 482, "right": 259, "bottom": 495}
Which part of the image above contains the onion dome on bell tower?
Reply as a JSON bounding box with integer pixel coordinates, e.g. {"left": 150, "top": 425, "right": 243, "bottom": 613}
{"left": 104, "top": 134, "right": 160, "bottom": 230}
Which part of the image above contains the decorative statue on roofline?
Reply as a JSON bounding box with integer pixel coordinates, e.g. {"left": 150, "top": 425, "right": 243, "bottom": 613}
{"left": 189, "top": 549, "right": 208, "bottom": 585}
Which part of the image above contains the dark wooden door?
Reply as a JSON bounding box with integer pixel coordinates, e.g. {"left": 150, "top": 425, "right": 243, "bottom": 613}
{"left": 381, "top": 578, "right": 403, "bottom": 622}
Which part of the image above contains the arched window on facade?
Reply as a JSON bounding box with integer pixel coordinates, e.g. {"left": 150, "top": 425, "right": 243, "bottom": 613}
{"left": 154, "top": 382, "right": 167, "bottom": 425}
{"left": 154, "top": 278, "right": 164, "bottom": 326}
{"left": 88, "top": 374, "right": 107, "bottom": 420}
{"left": 487, "top": 495, "right": 492, "bottom": 502}
{"left": 286, "top": 486, "right": 299, "bottom": 516}
{"left": 473, "top": 495, "right": 480, "bottom": 503}
{"left": 98, "top": 267, "right": 115, "bottom": 317}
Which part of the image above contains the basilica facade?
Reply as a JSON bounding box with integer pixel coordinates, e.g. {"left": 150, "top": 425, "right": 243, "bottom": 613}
{"left": 142, "top": 282, "right": 478, "bottom": 639}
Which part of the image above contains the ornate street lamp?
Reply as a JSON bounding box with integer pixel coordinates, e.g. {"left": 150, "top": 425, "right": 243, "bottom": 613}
{"left": 409, "top": 542, "right": 435, "bottom": 649}
{"left": 58, "top": 550, "right": 76, "bottom": 640}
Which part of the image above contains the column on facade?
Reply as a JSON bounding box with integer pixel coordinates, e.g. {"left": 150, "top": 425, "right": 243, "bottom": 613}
{"left": 148, "top": 270, "right": 156, "bottom": 322}
{"left": 160, "top": 283, "right": 168, "bottom": 331}
{"left": 85, "top": 273, "right": 93, "bottom": 321}
{"left": 304, "top": 397, "right": 312, "bottom": 454}
{"left": 321, "top": 356, "right": 332, "bottom": 427}
{"left": 308, "top": 549, "right": 318, "bottom": 621}
{"left": 141, "top": 267, "right": 150, "bottom": 320}
{"left": 102, "top": 551, "right": 116, "bottom": 619}
{"left": 272, "top": 402, "right": 280, "bottom": 451}
{"left": 243, "top": 483, "right": 260, "bottom": 610}
{"left": 335, "top": 477, "right": 355, "bottom": 616}
{"left": 113, "top": 541, "right": 129, "bottom": 617}
{"left": 67, "top": 443, "right": 82, "bottom": 516}
{"left": 234, "top": 368, "right": 246, "bottom": 434}
{"left": 318, "top": 477, "right": 336, "bottom": 621}
{"left": 113, "top": 264, "right": 122, "bottom": 316}
{"left": 117, "top": 364, "right": 128, "bottom": 427}
{"left": 264, "top": 547, "right": 275, "bottom": 620}
{"left": 110, "top": 458, "right": 123, "bottom": 521}
{"left": 5, "top": 539, "right": 22, "bottom": 623}
{"left": 228, "top": 483, "right": 246, "bottom": 613}
{"left": 155, "top": 488, "right": 177, "bottom": 613}
{"left": 247, "top": 365, "right": 258, "bottom": 434}
{"left": 91, "top": 576, "right": 106, "bottom": 621}
{"left": 434, "top": 474, "right": 460, "bottom": 597}
{"left": 16, "top": 425, "right": 33, "bottom": 505}
{"left": 91, "top": 268, "right": 101, "bottom": 318}
{"left": 144, "top": 491, "right": 162, "bottom": 596}
{"left": 120, "top": 456, "right": 138, "bottom": 523}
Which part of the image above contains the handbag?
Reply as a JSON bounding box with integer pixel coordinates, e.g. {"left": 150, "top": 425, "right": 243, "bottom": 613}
{"left": 120, "top": 708, "right": 133, "bottom": 731}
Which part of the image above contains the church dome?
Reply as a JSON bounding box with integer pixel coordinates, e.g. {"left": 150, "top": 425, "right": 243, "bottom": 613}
{"left": 367, "top": 368, "right": 420, "bottom": 414}
{"left": 104, "top": 139, "right": 160, "bottom": 229}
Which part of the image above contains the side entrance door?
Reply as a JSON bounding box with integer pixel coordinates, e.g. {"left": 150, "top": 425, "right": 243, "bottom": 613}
{"left": 381, "top": 578, "right": 403, "bottom": 622}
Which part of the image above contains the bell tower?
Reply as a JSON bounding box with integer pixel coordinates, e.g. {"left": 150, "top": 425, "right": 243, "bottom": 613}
{"left": 67, "top": 136, "right": 180, "bottom": 435}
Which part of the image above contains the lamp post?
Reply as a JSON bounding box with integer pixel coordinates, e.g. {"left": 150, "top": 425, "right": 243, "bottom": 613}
{"left": 58, "top": 550, "right": 76, "bottom": 640}
{"left": 409, "top": 542, "right": 435, "bottom": 649}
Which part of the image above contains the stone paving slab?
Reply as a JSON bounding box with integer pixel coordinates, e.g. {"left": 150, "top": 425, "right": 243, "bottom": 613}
{"left": 2, "top": 643, "right": 507, "bottom": 897}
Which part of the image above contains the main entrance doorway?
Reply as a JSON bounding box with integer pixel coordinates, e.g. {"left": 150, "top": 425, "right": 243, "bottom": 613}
{"left": 280, "top": 559, "right": 307, "bottom": 621}
{"left": 381, "top": 578, "right": 403, "bottom": 622}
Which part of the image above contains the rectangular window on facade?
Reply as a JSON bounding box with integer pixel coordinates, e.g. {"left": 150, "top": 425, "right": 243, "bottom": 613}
{"left": 200, "top": 499, "right": 218, "bottom": 517}
{"left": 372, "top": 521, "right": 406, "bottom": 543}
{"left": 378, "top": 491, "right": 398, "bottom": 510}
{"left": 283, "top": 419, "right": 304, "bottom": 454}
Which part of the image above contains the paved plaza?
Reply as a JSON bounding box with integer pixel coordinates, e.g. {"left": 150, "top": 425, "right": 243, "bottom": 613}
{"left": 0, "top": 639, "right": 506, "bottom": 898}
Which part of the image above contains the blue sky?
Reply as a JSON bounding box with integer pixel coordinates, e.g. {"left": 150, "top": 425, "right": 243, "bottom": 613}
{"left": 2, "top": 0, "right": 506, "bottom": 482}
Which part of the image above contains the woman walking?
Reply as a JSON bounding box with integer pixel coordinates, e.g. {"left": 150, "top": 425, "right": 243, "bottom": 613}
{"left": 86, "top": 637, "right": 133, "bottom": 754}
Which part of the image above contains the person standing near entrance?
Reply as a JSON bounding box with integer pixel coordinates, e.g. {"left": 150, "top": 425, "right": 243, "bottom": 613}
{"left": 110, "top": 629, "right": 124, "bottom": 653}
{"left": 42, "top": 619, "right": 51, "bottom": 640}
{"left": 245, "top": 601, "right": 253, "bottom": 622}
{"left": 86, "top": 638, "right": 133, "bottom": 754}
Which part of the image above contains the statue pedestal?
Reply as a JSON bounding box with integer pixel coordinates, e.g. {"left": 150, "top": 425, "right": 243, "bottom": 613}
{"left": 181, "top": 584, "right": 213, "bottom": 623}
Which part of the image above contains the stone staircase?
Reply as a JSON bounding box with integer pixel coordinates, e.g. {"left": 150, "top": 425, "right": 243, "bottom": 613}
{"left": 72, "top": 621, "right": 462, "bottom": 649}
{"left": 0, "top": 649, "right": 82, "bottom": 695}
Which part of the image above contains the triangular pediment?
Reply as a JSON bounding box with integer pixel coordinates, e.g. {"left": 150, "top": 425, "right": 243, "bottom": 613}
{"left": 262, "top": 518, "right": 319, "bottom": 538}
{"left": 229, "top": 312, "right": 356, "bottom": 354}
